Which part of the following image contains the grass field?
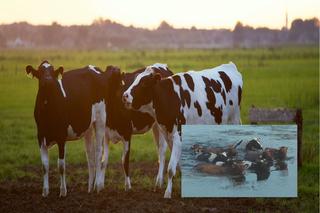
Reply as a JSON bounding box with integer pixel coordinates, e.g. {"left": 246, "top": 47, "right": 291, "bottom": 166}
{"left": 0, "top": 46, "right": 318, "bottom": 212}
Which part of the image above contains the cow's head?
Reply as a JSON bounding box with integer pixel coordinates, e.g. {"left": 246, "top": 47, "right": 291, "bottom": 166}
{"left": 229, "top": 161, "right": 247, "bottom": 176}
{"left": 105, "top": 65, "right": 122, "bottom": 100}
{"left": 26, "top": 60, "right": 63, "bottom": 88}
{"left": 122, "top": 65, "right": 164, "bottom": 110}
{"left": 278, "top": 146, "right": 288, "bottom": 160}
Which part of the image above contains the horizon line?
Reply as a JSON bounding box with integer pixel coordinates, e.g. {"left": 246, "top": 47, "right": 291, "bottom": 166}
{"left": 1, "top": 16, "right": 319, "bottom": 31}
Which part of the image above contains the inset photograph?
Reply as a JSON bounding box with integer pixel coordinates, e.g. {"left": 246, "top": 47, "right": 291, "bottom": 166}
{"left": 181, "top": 125, "right": 297, "bottom": 197}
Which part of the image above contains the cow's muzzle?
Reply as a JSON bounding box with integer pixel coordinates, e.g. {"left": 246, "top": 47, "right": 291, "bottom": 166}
{"left": 122, "top": 93, "right": 132, "bottom": 109}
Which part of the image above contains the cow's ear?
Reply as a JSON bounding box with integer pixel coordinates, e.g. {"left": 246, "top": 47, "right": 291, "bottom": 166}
{"left": 120, "top": 72, "right": 126, "bottom": 86}
{"left": 108, "top": 67, "right": 122, "bottom": 85}
{"left": 25, "top": 65, "right": 38, "bottom": 78}
{"left": 54, "top": 66, "right": 64, "bottom": 78}
{"left": 106, "top": 65, "right": 113, "bottom": 72}
{"left": 106, "top": 65, "right": 120, "bottom": 73}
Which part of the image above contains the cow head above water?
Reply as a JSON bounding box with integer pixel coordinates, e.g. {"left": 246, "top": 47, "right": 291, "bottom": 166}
{"left": 122, "top": 64, "right": 167, "bottom": 110}
{"left": 26, "top": 60, "right": 64, "bottom": 87}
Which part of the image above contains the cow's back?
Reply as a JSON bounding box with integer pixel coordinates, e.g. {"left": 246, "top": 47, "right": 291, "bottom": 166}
{"left": 62, "top": 67, "right": 107, "bottom": 136}
{"left": 169, "top": 62, "right": 242, "bottom": 125}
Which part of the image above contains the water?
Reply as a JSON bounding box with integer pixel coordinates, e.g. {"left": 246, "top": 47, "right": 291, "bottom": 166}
{"left": 181, "top": 125, "right": 297, "bottom": 197}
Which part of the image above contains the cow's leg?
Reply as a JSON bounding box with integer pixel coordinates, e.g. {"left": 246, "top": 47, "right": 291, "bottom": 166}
{"left": 84, "top": 128, "right": 95, "bottom": 193}
{"left": 94, "top": 125, "right": 105, "bottom": 192}
{"left": 122, "top": 140, "right": 131, "bottom": 190}
{"left": 164, "top": 130, "right": 182, "bottom": 198}
{"left": 152, "top": 124, "right": 167, "bottom": 190}
{"left": 99, "top": 134, "right": 110, "bottom": 190}
{"left": 57, "top": 141, "right": 67, "bottom": 197}
{"left": 94, "top": 102, "right": 106, "bottom": 192}
{"left": 40, "top": 138, "right": 49, "bottom": 197}
{"left": 232, "top": 106, "right": 242, "bottom": 124}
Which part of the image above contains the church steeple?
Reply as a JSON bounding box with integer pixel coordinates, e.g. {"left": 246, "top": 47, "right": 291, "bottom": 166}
{"left": 285, "top": 10, "right": 289, "bottom": 30}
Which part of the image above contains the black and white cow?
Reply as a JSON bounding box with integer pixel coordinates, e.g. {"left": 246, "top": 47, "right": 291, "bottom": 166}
{"left": 26, "top": 61, "right": 109, "bottom": 197}
{"left": 101, "top": 65, "right": 173, "bottom": 191}
{"left": 122, "top": 62, "right": 243, "bottom": 198}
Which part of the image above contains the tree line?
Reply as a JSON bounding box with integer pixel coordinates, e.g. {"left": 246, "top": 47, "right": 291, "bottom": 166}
{"left": 0, "top": 18, "right": 318, "bottom": 49}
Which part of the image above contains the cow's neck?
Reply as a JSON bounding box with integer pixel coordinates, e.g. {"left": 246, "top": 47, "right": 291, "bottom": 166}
{"left": 151, "top": 78, "right": 182, "bottom": 133}
{"left": 38, "top": 81, "right": 65, "bottom": 107}
{"left": 107, "top": 94, "right": 129, "bottom": 118}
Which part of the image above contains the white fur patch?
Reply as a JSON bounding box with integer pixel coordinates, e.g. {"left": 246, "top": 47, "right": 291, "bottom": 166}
{"left": 58, "top": 158, "right": 67, "bottom": 196}
{"left": 216, "top": 161, "right": 225, "bottom": 166}
{"left": 243, "top": 160, "right": 252, "bottom": 168}
{"left": 138, "top": 102, "right": 155, "bottom": 117}
{"left": 123, "top": 62, "right": 167, "bottom": 107}
{"left": 88, "top": 65, "right": 101, "bottom": 74}
{"left": 152, "top": 63, "right": 168, "bottom": 70}
{"left": 253, "top": 137, "right": 262, "bottom": 146}
{"left": 67, "top": 125, "right": 78, "bottom": 139}
{"left": 42, "top": 62, "right": 51, "bottom": 68}
{"left": 123, "top": 67, "right": 153, "bottom": 104}
{"left": 40, "top": 139, "right": 49, "bottom": 197}
{"left": 106, "top": 127, "right": 125, "bottom": 144}
{"left": 66, "top": 100, "right": 105, "bottom": 141}
{"left": 91, "top": 100, "right": 105, "bottom": 124}
{"left": 208, "top": 153, "right": 217, "bottom": 162}
{"left": 58, "top": 79, "right": 67, "bottom": 98}
{"left": 125, "top": 176, "right": 131, "bottom": 190}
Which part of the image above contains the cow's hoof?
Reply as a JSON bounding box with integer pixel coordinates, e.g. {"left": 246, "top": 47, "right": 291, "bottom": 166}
{"left": 42, "top": 188, "right": 49, "bottom": 197}
{"left": 164, "top": 190, "right": 172, "bottom": 198}
{"left": 59, "top": 188, "right": 67, "bottom": 197}
{"left": 88, "top": 182, "right": 95, "bottom": 193}
{"left": 154, "top": 178, "right": 163, "bottom": 191}
{"left": 124, "top": 183, "right": 132, "bottom": 191}
{"left": 154, "top": 183, "right": 163, "bottom": 192}
{"left": 124, "top": 186, "right": 132, "bottom": 191}
{"left": 96, "top": 183, "right": 104, "bottom": 193}
{"left": 88, "top": 186, "right": 93, "bottom": 194}
{"left": 124, "top": 177, "right": 132, "bottom": 191}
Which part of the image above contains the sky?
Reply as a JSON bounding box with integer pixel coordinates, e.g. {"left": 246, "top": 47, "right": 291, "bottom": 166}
{"left": 0, "top": 0, "right": 319, "bottom": 29}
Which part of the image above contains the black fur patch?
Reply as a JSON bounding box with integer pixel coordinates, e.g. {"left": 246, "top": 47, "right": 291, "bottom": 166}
{"left": 194, "top": 101, "right": 202, "bottom": 116}
{"left": 184, "top": 73, "right": 194, "bottom": 91}
{"left": 218, "top": 71, "right": 232, "bottom": 93}
{"left": 202, "top": 76, "right": 223, "bottom": 124}
{"left": 238, "top": 86, "right": 242, "bottom": 105}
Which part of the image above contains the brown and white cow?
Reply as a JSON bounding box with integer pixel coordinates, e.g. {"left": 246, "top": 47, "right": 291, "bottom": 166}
{"left": 26, "top": 61, "right": 110, "bottom": 197}
{"left": 99, "top": 65, "right": 173, "bottom": 191}
{"left": 122, "top": 62, "right": 243, "bottom": 198}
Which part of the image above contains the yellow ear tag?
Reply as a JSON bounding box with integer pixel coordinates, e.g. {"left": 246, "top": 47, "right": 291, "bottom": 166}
{"left": 121, "top": 80, "right": 125, "bottom": 86}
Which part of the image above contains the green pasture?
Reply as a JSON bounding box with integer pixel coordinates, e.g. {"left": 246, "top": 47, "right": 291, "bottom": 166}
{"left": 0, "top": 47, "right": 318, "bottom": 211}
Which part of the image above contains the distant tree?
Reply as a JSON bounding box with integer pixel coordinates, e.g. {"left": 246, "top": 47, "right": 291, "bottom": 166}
{"left": 92, "top": 18, "right": 113, "bottom": 26}
{"left": 233, "top": 21, "right": 244, "bottom": 47}
{"left": 191, "top": 26, "right": 197, "bottom": 31}
{"left": 0, "top": 32, "right": 6, "bottom": 48}
{"left": 92, "top": 17, "right": 104, "bottom": 25}
{"left": 157, "top": 21, "right": 173, "bottom": 30}
{"left": 289, "top": 18, "right": 319, "bottom": 42}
